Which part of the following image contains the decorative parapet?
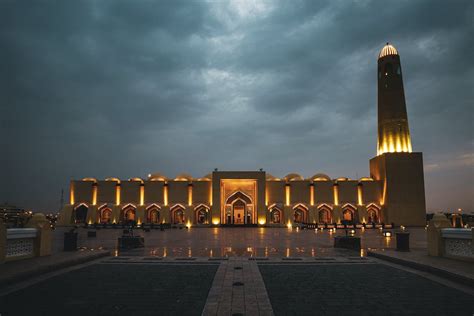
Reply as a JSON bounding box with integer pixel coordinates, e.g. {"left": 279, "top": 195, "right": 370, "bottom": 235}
{"left": 1, "top": 213, "right": 52, "bottom": 264}
{"left": 6, "top": 228, "right": 37, "bottom": 260}
{"left": 441, "top": 228, "right": 473, "bottom": 260}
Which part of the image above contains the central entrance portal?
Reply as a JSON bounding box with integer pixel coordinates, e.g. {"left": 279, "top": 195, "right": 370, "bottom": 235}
{"left": 224, "top": 190, "right": 254, "bottom": 225}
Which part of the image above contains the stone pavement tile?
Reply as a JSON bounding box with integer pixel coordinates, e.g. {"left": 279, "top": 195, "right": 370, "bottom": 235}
{"left": 259, "top": 263, "right": 474, "bottom": 315}
{"left": 0, "top": 263, "right": 217, "bottom": 316}
{"left": 368, "top": 249, "right": 474, "bottom": 286}
{"left": 0, "top": 250, "right": 109, "bottom": 288}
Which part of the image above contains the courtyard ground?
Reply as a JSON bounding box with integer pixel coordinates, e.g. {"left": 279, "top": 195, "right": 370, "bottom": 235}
{"left": 1, "top": 227, "right": 472, "bottom": 315}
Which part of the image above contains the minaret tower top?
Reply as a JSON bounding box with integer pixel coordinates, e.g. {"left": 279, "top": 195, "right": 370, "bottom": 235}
{"left": 377, "top": 43, "right": 412, "bottom": 155}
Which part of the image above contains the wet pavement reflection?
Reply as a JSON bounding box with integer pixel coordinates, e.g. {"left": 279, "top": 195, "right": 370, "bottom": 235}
{"left": 53, "top": 227, "right": 427, "bottom": 258}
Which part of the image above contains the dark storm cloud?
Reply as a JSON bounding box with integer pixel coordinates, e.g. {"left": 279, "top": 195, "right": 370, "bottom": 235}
{"left": 1, "top": 0, "right": 473, "bottom": 212}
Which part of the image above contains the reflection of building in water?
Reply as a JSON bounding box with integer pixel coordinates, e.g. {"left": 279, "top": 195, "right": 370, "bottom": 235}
{"left": 58, "top": 44, "right": 426, "bottom": 227}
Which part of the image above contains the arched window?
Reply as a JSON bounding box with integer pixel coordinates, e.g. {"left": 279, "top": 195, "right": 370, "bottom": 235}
{"left": 343, "top": 210, "right": 353, "bottom": 222}
{"left": 270, "top": 208, "right": 282, "bottom": 224}
{"left": 73, "top": 204, "right": 88, "bottom": 224}
{"left": 384, "top": 63, "right": 393, "bottom": 75}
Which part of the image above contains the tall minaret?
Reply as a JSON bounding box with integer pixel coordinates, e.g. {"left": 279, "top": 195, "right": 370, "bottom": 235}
{"left": 370, "top": 43, "right": 426, "bottom": 226}
{"left": 377, "top": 43, "right": 412, "bottom": 155}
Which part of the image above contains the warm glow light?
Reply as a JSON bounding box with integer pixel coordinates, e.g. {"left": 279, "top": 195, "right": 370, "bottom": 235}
{"left": 70, "top": 182, "right": 75, "bottom": 205}
{"left": 88, "top": 218, "right": 92, "bottom": 225}
{"left": 357, "top": 184, "right": 363, "bottom": 205}
{"left": 258, "top": 218, "right": 266, "bottom": 225}
{"left": 140, "top": 184, "right": 144, "bottom": 206}
{"left": 287, "top": 221, "right": 292, "bottom": 229}
{"left": 383, "top": 231, "right": 392, "bottom": 237}
{"left": 212, "top": 218, "right": 220, "bottom": 225}
{"left": 116, "top": 184, "right": 121, "bottom": 205}
{"left": 137, "top": 218, "right": 142, "bottom": 226}
{"left": 186, "top": 220, "right": 191, "bottom": 229}
{"left": 164, "top": 183, "right": 168, "bottom": 206}
{"left": 285, "top": 184, "right": 290, "bottom": 206}
{"left": 188, "top": 184, "right": 192, "bottom": 206}
{"left": 112, "top": 218, "right": 116, "bottom": 224}
{"left": 310, "top": 183, "right": 314, "bottom": 206}
{"left": 333, "top": 184, "right": 339, "bottom": 206}
{"left": 92, "top": 184, "right": 97, "bottom": 205}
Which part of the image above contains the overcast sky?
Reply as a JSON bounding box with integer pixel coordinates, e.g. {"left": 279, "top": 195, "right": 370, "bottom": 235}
{"left": 1, "top": 0, "right": 473, "bottom": 213}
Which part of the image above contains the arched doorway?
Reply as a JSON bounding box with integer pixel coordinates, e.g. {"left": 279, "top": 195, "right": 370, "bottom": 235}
{"left": 318, "top": 205, "right": 332, "bottom": 224}
{"left": 147, "top": 206, "right": 161, "bottom": 224}
{"left": 367, "top": 204, "right": 381, "bottom": 224}
{"left": 73, "top": 204, "right": 88, "bottom": 224}
{"left": 270, "top": 207, "right": 282, "bottom": 224}
{"left": 195, "top": 205, "right": 209, "bottom": 224}
{"left": 99, "top": 207, "right": 112, "bottom": 224}
{"left": 121, "top": 205, "right": 136, "bottom": 224}
{"left": 171, "top": 205, "right": 185, "bottom": 224}
{"left": 225, "top": 191, "right": 253, "bottom": 225}
{"left": 293, "top": 204, "right": 308, "bottom": 223}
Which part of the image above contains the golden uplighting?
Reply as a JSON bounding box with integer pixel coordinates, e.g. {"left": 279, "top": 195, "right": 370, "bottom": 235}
{"left": 92, "top": 184, "right": 97, "bottom": 205}
{"left": 137, "top": 218, "right": 142, "bottom": 226}
{"left": 116, "top": 184, "right": 121, "bottom": 205}
{"left": 383, "top": 231, "right": 392, "bottom": 237}
{"left": 163, "top": 183, "right": 168, "bottom": 206}
{"left": 188, "top": 184, "right": 192, "bottom": 206}
{"left": 310, "top": 184, "right": 314, "bottom": 206}
{"left": 140, "top": 185, "right": 144, "bottom": 206}
{"left": 287, "top": 221, "right": 292, "bottom": 229}
{"left": 212, "top": 218, "right": 220, "bottom": 225}
{"left": 333, "top": 184, "right": 339, "bottom": 206}
{"left": 285, "top": 184, "right": 290, "bottom": 206}
{"left": 357, "top": 184, "right": 363, "bottom": 205}
{"left": 87, "top": 218, "right": 92, "bottom": 225}
{"left": 258, "top": 218, "right": 266, "bottom": 225}
{"left": 70, "top": 182, "right": 75, "bottom": 205}
{"left": 186, "top": 220, "right": 191, "bottom": 229}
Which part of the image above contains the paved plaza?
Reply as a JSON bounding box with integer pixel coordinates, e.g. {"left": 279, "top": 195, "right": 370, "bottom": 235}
{"left": 1, "top": 227, "right": 473, "bottom": 315}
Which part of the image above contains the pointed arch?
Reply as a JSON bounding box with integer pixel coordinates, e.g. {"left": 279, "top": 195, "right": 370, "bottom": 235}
{"left": 293, "top": 203, "right": 308, "bottom": 223}
{"left": 366, "top": 203, "right": 381, "bottom": 224}
{"left": 317, "top": 203, "right": 333, "bottom": 224}
{"left": 194, "top": 204, "right": 209, "bottom": 224}
{"left": 226, "top": 191, "right": 252, "bottom": 205}
{"left": 121, "top": 203, "right": 136, "bottom": 223}
{"left": 170, "top": 204, "right": 186, "bottom": 224}
{"left": 98, "top": 204, "right": 112, "bottom": 224}
{"left": 73, "top": 203, "right": 88, "bottom": 224}
{"left": 146, "top": 204, "right": 161, "bottom": 224}
{"left": 341, "top": 203, "right": 357, "bottom": 223}
{"left": 269, "top": 204, "right": 283, "bottom": 224}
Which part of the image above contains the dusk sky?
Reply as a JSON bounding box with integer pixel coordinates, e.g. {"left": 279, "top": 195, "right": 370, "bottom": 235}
{"left": 1, "top": 0, "right": 473, "bottom": 213}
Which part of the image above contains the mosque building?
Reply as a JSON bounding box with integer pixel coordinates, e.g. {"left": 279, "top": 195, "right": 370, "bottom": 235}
{"left": 58, "top": 43, "right": 426, "bottom": 227}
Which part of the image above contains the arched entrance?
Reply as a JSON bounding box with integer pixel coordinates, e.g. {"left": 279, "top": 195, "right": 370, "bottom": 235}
{"left": 195, "top": 205, "right": 209, "bottom": 224}
{"left": 318, "top": 204, "right": 333, "bottom": 224}
{"left": 225, "top": 191, "right": 253, "bottom": 225}
{"left": 73, "top": 204, "right": 88, "bottom": 224}
{"left": 293, "top": 204, "right": 308, "bottom": 223}
{"left": 270, "top": 207, "right": 282, "bottom": 224}
{"left": 367, "top": 203, "right": 381, "bottom": 224}
{"left": 170, "top": 205, "right": 185, "bottom": 224}
{"left": 147, "top": 205, "right": 161, "bottom": 224}
{"left": 98, "top": 206, "right": 112, "bottom": 224}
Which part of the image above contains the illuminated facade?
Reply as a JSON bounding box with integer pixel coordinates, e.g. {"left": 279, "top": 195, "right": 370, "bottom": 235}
{"left": 58, "top": 44, "right": 426, "bottom": 227}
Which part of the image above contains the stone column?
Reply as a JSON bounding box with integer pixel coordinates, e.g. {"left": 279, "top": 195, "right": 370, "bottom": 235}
{"left": 25, "top": 213, "right": 52, "bottom": 257}
{"left": 427, "top": 213, "right": 451, "bottom": 257}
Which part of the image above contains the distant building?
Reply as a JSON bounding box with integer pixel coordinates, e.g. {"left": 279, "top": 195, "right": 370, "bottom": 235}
{"left": 58, "top": 44, "right": 426, "bottom": 227}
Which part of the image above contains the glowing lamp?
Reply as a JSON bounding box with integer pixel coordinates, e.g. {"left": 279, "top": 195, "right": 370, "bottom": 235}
{"left": 186, "top": 221, "right": 191, "bottom": 229}
{"left": 383, "top": 231, "right": 392, "bottom": 237}
{"left": 212, "top": 218, "right": 220, "bottom": 225}
{"left": 258, "top": 219, "right": 266, "bottom": 225}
